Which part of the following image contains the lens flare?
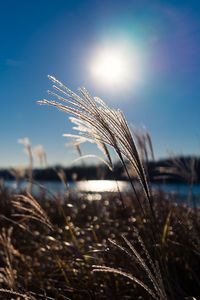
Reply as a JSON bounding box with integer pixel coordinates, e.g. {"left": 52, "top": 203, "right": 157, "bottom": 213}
{"left": 89, "top": 43, "right": 143, "bottom": 88}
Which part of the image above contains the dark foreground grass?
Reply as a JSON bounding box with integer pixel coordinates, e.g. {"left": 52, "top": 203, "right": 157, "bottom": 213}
{"left": 0, "top": 184, "right": 200, "bottom": 299}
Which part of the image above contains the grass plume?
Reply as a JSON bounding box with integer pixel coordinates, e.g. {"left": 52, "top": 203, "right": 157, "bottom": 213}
{"left": 38, "top": 75, "right": 154, "bottom": 220}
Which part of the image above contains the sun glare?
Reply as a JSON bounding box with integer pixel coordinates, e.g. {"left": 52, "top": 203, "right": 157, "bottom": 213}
{"left": 89, "top": 44, "right": 142, "bottom": 88}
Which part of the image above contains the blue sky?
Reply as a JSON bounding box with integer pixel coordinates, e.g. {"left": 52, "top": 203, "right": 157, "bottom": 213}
{"left": 1, "top": 0, "right": 200, "bottom": 167}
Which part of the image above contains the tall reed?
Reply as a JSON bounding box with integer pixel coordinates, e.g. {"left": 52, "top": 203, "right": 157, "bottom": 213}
{"left": 18, "top": 138, "right": 33, "bottom": 193}
{"left": 38, "top": 76, "right": 168, "bottom": 298}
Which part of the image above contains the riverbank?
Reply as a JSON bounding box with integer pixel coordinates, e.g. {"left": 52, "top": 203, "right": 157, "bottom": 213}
{"left": 1, "top": 155, "right": 200, "bottom": 183}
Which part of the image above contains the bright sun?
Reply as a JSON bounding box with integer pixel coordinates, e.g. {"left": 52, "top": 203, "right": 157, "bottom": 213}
{"left": 89, "top": 44, "right": 142, "bottom": 87}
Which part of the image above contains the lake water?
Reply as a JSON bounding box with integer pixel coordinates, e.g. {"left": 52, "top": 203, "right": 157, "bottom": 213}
{"left": 3, "top": 179, "right": 200, "bottom": 199}
{"left": 3, "top": 179, "right": 130, "bottom": 194}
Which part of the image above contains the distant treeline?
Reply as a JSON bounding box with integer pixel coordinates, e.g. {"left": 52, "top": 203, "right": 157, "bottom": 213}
{"left": 1, "top": 156, "right": 200, "bottom": 183}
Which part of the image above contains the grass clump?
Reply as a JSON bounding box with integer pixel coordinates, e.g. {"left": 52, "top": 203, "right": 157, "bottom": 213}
{"left": 0, "top": 187, "right": 200, "bottom": 299}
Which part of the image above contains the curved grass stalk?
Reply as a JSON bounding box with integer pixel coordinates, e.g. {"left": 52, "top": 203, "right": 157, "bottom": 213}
{"left": 92, "top": 265, "right": 158, "bottom": 299}
{"left": 12, "top": 193, "right": 53, "bottom": 230}
{"left": 71, "top": 154, "right": 113, "bottom": 171}
{"left": 0, "top": 289, "right": 33, "bottom": 299}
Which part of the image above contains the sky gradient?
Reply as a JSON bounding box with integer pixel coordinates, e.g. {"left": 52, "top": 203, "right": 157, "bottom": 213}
{"left": 1, "top": 0, "right": 200, "bottom": 168}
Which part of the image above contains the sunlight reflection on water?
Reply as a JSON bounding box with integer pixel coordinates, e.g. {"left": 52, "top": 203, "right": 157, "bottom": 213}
{"left": 74, "top": 180, "right": 130, "bottom": 193}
